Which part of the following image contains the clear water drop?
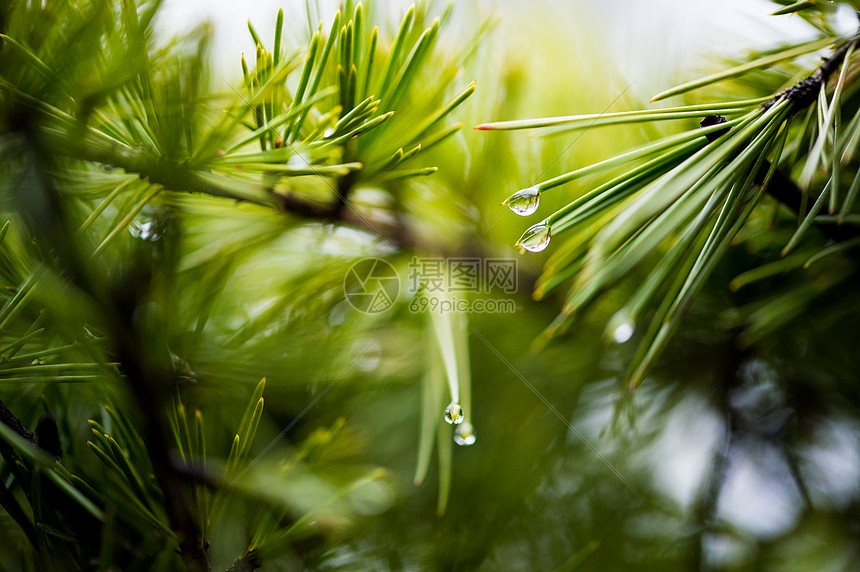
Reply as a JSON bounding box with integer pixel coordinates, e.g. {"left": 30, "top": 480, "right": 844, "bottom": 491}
{"left": 323, "top": 127, "right": 335, "bottom": 138}
{"left": 129, "top": 220, "right": 153, "bottom": 239}
{"left": 351, "top": 338, "right": 382, "bottom": 372}
{"left": 516, "top": 222, "right": 551, "bottom": 253}
{"left": 129, "top": 216, "right": 162, "bottom": 241}
{"left": 444, "top": 402, "right": 464, "bottom": 425}
{"left": 503, "top": 186, "right": 540, "bottom": 216}
{"left": 613, "top": 320, "right": 635, "bottom": 344}
{"left": 454, "top": 422, "right": 476, "bottom": 446}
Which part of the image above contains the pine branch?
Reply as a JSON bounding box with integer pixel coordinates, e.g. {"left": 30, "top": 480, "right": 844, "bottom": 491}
{"left": 0, "top": 398, "right": 33, "bottom": 442}
{"left": 38, "top": 129, "right": 279, "bottom": 207}
{"left": 767, "top": 33, "right": 860, "bottom": 112}
{"left": 110, "top": 321, "right": 210, "bottom": 571}
{"left": 227, "top": 551, "right": 261, "bottom": 572}
{"left": 759, "top": 167, "right": 860, "bottom": 243}
{"left": 760, "top": 34, "right": 860, "bottom": 245}
{"left": 16, "top": 132, "right": 211, "bottom": 571}
{"left": 40, "top": 120, "right": 435, "bottom": 252}
{"left": 705, "top": 36, "right": 860, "bottom": 246}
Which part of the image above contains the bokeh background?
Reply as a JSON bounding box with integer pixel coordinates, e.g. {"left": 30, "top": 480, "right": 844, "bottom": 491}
{"left": 153, "top": 1, "right": 860, "bottom": 570}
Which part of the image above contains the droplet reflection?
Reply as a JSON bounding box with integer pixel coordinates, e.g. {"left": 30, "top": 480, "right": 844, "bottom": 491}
{"left": 516, "top": 222, "right": 551, "bottom": 253}
{"left": 454, "top": 422, "right": 476, "bottom": 446}
{"left": 613, "top": 320, "right": 635, "bottom": 344}
{"left": 503, "top": 186, "right": 540, "bottom": 216}
{"left": 444, "top": 402, "right": 464, "bottom": 425}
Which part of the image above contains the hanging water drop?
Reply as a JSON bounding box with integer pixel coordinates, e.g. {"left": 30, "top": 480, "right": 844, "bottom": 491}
{"left": 129, "top": 219, "right": 154, "bottom": 240}
{"left": 613, "top": 319, "right": 635, "bottom": 344}
{"left": 454, "top": 422, "right": 476, "bottom": 446}
{"left": 444, "top": 402, "right": 464, "bottom": 425}
{"left": 503, "top": 186, "right": 540, "bottom": 216}
{"left": 129, "top": 215, "right": 162, "bottom": 241}
{"left": 516, "top": 222, "right": 551, "bottom": 253}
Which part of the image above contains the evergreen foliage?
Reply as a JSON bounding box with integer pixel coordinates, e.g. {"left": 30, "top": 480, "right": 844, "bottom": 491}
{"left": 1, "top": 0, "right": 859, "bottom": 570}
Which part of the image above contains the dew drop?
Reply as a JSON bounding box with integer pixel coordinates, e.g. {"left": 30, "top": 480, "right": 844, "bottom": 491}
{"left": 129, "top": 216, "right": 162, "bottom": 241}
{"left": 454, "top": 422, "right": 476, "bottom": 446}
{"left": 503, "top": 186, "right": 540, "bottom": 216}
{"left": 613, "top": 320, "right": 635, "bottom": 344}
{"left": 129, "top": 219, "right": 154, "bottom": 239}
{"left": 516, "top": 222, "right": 551, "bottom": 253}
{"left": 323, "top": 127, "right": 335, "bottom": 138}
{"left": 444, "top": 402, "right": 464, "bottom": 425}
{"left": 288, "top": 152, "right": 310, "bottom": 168}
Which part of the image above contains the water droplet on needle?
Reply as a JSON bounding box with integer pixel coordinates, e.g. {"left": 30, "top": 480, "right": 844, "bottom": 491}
{"left": 503, "top": 186, "right": 540, "bottom": 216}
{"left": 444, "top": 402, "right": 464, "bottom": 425}
{"left": 454, "top": 422, "right": 476, "bottom": 446}
{"left": 516, "top": 222, "right": 551, "bottom": 253}
{"left": 613, "top": 320, "right": 635, "bottom": 344}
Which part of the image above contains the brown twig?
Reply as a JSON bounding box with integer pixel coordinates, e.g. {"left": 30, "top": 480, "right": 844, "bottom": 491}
{"left": 759, "top": 34, "right": 860, "bottom": 245}
{"left": 0, "top": 398, "right": 33, "bottom": 442}
{"left": 766, "top": 34, "right": 860, "bottom": 112}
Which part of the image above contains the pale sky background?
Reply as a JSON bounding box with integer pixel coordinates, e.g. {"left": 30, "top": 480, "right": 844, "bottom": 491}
{"left": 157, "top": 0, "right": 855, "bottom": 86}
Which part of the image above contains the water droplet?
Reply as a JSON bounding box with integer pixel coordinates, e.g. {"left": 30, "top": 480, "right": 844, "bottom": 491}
{"left": 444, "top": 402, "right": 464, "bottom": 425}
{"left": 129, "top": 216, "right": 161, "bottom": 241}
{"left": 351, "top": 338, "right": 382, "bottom": 372}
{"left": 516, "top": 222, "right": 551, "bottom": 253}
{"left": 288, "top": 152, "right": 310, "bottom": 168}
{"left": 613, "top": 320, "right": 635, "bottom": 344}
{"left": 323, "top": 127, "right": 335, "bottom": 138}
{"left": 503, "top": 185, "right": 540, "bottom": 216}
{"left": 454, "top": 422, "right": 476, "bottom": 446}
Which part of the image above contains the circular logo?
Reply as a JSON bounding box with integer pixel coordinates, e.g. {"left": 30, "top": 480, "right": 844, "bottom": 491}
{"left": 343, "top": 258, "right": 400, "bottom": 314}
